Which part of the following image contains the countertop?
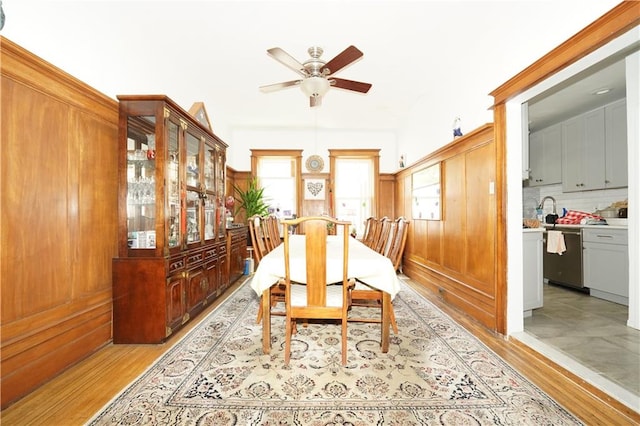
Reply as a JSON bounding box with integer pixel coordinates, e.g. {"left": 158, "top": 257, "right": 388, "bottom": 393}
{"left": 523, "top": 223, "right": 628, "bottom": 232}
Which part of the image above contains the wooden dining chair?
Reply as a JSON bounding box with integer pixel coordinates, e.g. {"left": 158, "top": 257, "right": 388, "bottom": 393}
{"left": 387, "top": 217, "right": 410, "bottom": 272}
{"left": 373, "top": 217, "right": 392, "bottom": 254}
{"left": 361, "top": 216, "right": 376, "bottom": 246}
{"left": 251, "top": 215, "right": 285, "bottom": 323}
{"left": 349, "top": 217, "right": 409, "bottom": 335}
{"left": 280, "top": 216, "right": 355, "bottom": 366}
{"left": 381, "top": 220, "right": 397, "bottom": 257}
{"left": 248, "top": 215, "right": 269, "bottom": 262}
{"left": 265, "top": 215, "right": 282, "bottom": 250}
{"left": 365, "top": 217, "right": 382, "bottom": 249}
{"left": 349, "top": 283, "right": 399, "bottom": 334}
{"left": 262, "top": 215, "right": 281, "bottom": 251}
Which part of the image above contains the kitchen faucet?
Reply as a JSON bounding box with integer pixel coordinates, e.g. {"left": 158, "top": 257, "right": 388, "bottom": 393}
{"left": 538, "top": 196, "right": 557, "bottom": 214}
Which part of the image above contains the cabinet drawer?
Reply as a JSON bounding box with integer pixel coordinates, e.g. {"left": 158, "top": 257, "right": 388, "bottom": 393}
{"left": 168, "top": 255, "right": 185, "bottom": 273}
{"left": 203, "top": 246, "right": 217, "bottom": 261}
{"left": 231, "top": 232, "right": 246, "bottom": 244}
{"left": 186, "top": 249, "right": 204, "bottom": 266}
{"left": 582, "top": 228, "right": 627, "bottom": 245}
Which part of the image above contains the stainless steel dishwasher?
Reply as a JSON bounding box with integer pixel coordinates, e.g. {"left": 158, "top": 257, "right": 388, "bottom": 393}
{"left": 543, "top": 227, "right": 584, "bottom": 290}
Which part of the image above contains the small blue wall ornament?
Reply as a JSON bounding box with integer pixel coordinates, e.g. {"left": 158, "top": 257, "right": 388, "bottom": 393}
{"left": 453, "top": 117, "right": 463, "bottom": 138}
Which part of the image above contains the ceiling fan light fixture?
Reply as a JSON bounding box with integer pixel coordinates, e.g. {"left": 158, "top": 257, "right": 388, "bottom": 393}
{"left": 300, "top": 76, "right": 330, "bottom": 98}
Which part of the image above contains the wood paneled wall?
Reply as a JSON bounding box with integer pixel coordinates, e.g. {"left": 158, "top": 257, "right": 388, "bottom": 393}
{"left": 1, "top": 37, "right": 119, "bottom": 408}
{"left": 379, "top": 174, "right": 395, "bottom": 219}
{"left": 227, "top": 169, "right": 251, "bottom": 224}
{"left": 397, "top": 125, "right": 500, "bottom": 330}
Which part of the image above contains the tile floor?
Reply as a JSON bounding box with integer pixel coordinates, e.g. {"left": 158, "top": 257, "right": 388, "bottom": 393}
{"left": 524, "top": 283, "right": 640, "bottom": 396}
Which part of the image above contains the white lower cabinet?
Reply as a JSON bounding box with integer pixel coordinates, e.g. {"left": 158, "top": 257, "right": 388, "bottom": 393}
{"left": 523, "top": 230, "right": 544, "bottom": 316}
{"left": 583, "top": 228, "right": 628, "bottom": 305}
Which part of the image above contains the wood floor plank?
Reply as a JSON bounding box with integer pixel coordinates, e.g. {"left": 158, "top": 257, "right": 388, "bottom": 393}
{"left": 1, "top": 278, "right": 638, "bottom": 425}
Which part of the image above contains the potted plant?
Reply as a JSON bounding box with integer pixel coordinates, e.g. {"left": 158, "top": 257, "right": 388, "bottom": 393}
{"left": 233, "top": 177, "right": 270, "bottom": 222}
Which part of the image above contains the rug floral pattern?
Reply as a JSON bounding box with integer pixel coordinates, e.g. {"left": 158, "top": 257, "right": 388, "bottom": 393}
{"left": 89, "top": 279, "right": 582, "bottom": 425}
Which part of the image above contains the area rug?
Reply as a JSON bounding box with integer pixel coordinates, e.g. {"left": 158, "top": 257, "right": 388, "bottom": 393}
{"left": 88, "top": 278, "right": 582, "bottom": 425}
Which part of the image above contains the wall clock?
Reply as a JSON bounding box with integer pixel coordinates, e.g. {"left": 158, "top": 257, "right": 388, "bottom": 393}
{"left": 305, "top": 155, "right": 324, "bottom": 172}
{"left": 188, "top": 102, "right": 212, "bottom": 131}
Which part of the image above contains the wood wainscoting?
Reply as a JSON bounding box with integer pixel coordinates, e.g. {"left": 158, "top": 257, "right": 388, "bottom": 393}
{"left": 397, "top": 125, "right": 502, "bottom": 332}
{"left": 1, "top": 37, "right": 119, "bottom": 408}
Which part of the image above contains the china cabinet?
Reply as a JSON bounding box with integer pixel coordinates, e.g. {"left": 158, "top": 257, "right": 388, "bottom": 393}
{"left": 112, "top": 95, "right": 243, "bottom": 344}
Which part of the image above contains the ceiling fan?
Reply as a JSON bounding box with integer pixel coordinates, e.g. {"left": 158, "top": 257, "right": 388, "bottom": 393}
{"left": 259, "top": 45, "right": 372, "bottom": 107}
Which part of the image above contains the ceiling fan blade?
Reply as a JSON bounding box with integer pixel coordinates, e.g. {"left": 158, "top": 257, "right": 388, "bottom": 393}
{"left": 259, "top": 80, "right": 301, "bottom": 93}
{"left": 310, "top": 96, "right": 322, "bottom": 108}
{"left": 320, "top": 45, "right": 364, "bottom": 76}
{"left": 267, "top": 47, "right": 307, "bottom": 77}
{"left": 330, "top": 77, "right": 372, "bottom": 94}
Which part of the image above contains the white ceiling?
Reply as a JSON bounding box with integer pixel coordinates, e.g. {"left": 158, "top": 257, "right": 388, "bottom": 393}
{"left": 527, "top": 55, "right": 628, "bottom": 132}
{"left": 1, "top": 0, "right": 624, "bottom": 141}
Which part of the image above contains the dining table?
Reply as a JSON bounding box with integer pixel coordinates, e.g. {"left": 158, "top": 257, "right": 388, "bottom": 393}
{"left": 250, "top": 234, "right": 402, "bottom": 355}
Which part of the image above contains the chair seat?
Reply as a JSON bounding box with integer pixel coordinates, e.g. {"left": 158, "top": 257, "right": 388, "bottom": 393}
{"left": 291, "top": 283, "right": 346, "bottom": 308}
{"left": 354, "top": 281, "right": 375, "bottom": 291}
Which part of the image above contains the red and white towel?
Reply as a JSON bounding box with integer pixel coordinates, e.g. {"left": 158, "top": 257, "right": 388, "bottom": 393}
{"left": 556, "top": 210, "right": 602, "bottom": 225}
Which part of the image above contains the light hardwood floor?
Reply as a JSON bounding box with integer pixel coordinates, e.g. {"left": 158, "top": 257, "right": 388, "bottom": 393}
{"left": 2, "top": 278, "right": 639, "bottom": 425}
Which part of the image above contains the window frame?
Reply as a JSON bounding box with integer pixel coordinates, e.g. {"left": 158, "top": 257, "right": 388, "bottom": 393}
{"left": 250, "top": 149, "right": 303, "bottom": 217}
{"left": 329, "top": 149, "right": 380, "bottom": 233}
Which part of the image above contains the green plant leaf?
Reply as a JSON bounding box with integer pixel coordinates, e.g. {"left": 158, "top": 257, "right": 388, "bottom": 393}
{"left": 233, "top": 177, "right": 271, "bottom": 219}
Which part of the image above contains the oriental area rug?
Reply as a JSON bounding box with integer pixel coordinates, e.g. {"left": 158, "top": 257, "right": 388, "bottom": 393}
{"left": 88, "top": 278, "right": 582, "bottom": 425}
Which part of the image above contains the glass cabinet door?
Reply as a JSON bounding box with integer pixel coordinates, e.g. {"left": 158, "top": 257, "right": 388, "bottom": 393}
{"left": 126, "top": 116, "right": 157, "bottom": 249}
{"left": 215, "top": 145, "right": 226, "bottom": 238}
{"left": 203, "top": 144, "right": 216, "bottom": 241}
{"left": 185, "top": 132, "right": 202, "bottom": 244}
{"left": 204, "top": 197, "right": 215, "bottom": 240}
{"left": 166, "top": 120, "right": 181, "bottom": 248}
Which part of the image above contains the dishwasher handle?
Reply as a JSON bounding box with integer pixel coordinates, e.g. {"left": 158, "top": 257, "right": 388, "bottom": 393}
{"left": 544, "top": 230, "right": 581, "bottom": 236}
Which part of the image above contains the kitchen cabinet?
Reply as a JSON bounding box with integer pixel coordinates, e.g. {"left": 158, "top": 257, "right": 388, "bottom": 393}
{"left": 583, "top": 228, "right": 628, "bottom": 306}
{"left": 604, "top": 99, "right": 628, "bottom": 188}
{"left": 528, "top": 123, "right": 562, "bottom": 186}
{"left": 523, "top": 230, "right": 544, "bottom": 316}
{"left": 562, "top": 99, "right": 627, "bottom": 192}
{"left": 112, "top": 95, "right": 231, "bottom": 343}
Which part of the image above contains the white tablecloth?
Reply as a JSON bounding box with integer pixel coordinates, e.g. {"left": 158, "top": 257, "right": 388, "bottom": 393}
{"left": 250, "top": 235, "right": 401, "bottom": 299}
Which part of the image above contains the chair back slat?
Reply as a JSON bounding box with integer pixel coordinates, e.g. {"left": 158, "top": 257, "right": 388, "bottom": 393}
{"left": 303, "top": 219, "right": 328, "bottom": 306}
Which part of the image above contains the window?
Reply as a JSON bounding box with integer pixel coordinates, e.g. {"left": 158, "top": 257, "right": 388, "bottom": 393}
{"left": 330, "top": 149, "right": 379, "bottom": 237}
{"left": 251, "top": 150, "right": 302, "bottom": 218}
{"left": 412, "top": 163, "right": 441, "bottom": 220}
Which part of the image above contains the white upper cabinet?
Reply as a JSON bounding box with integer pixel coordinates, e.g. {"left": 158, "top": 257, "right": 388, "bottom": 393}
{"left": 561, "top": 99, "right": 627, "bottom": 192}
{"left": 528, "top": 123, "right": 562, "bottom": 186}
{"left": 604, "top": 99, "right": 628, "bottom": 188}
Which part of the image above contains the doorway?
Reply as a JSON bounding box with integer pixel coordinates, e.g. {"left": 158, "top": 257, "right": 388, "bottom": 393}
{"left": 507, "top": 29, "right": 640, "bottom": 411}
